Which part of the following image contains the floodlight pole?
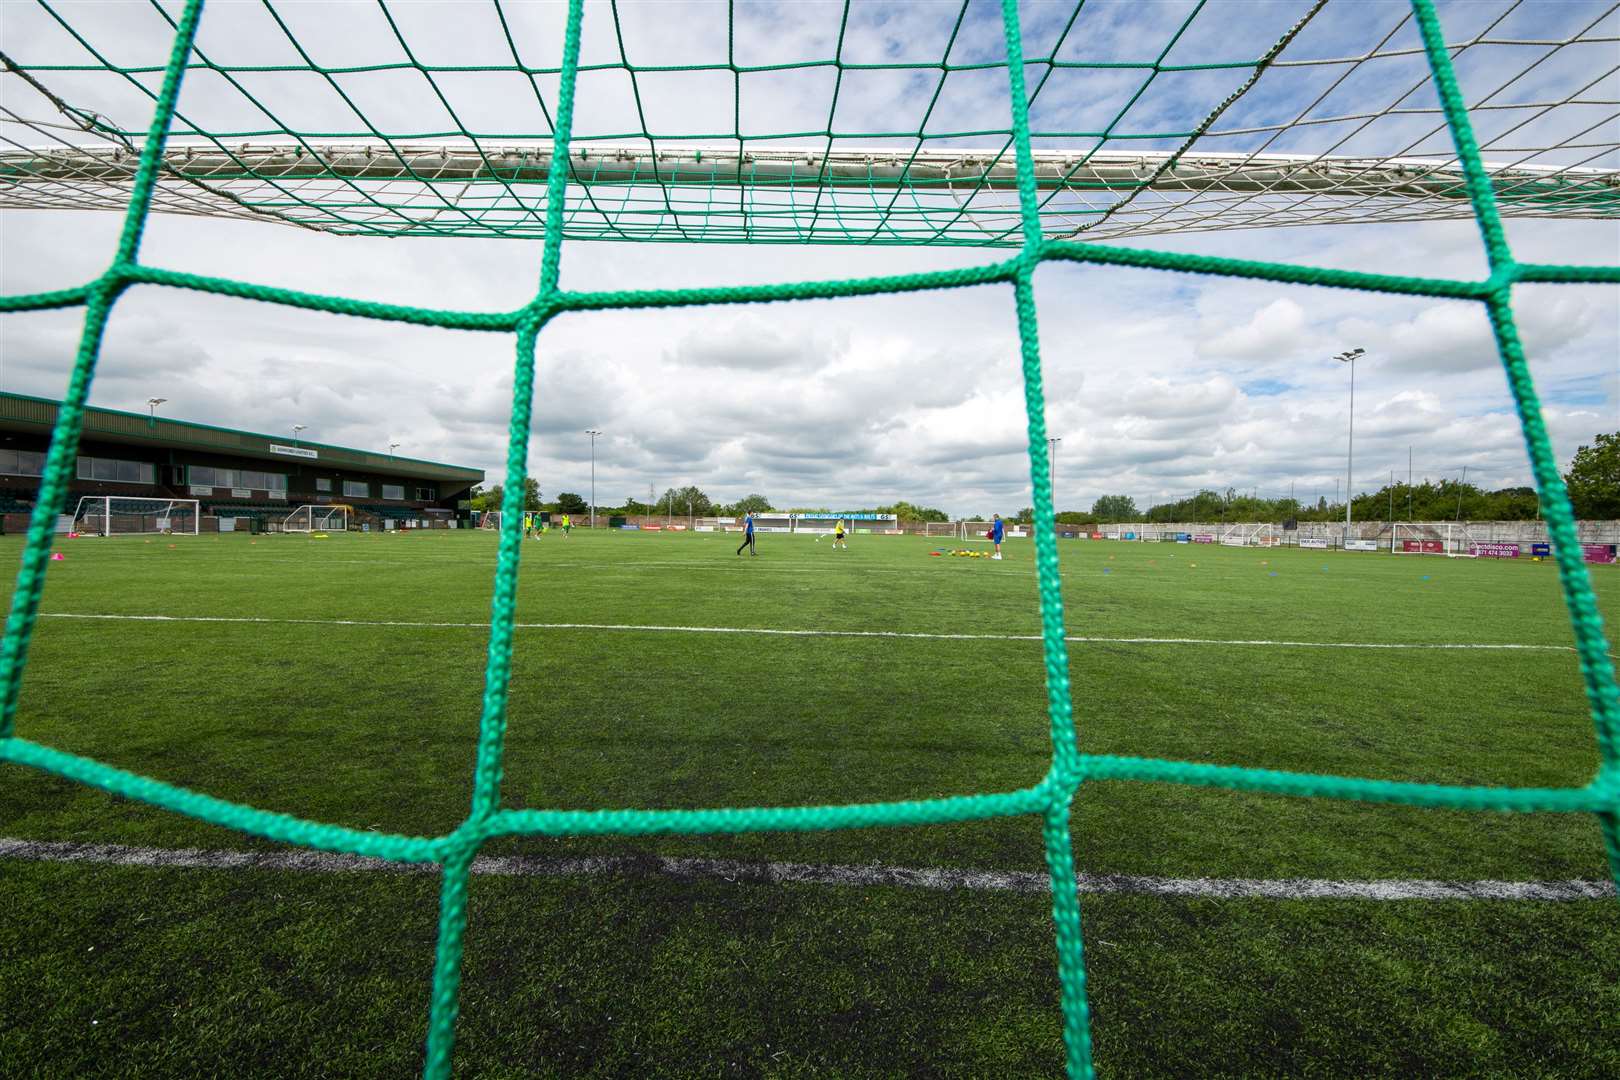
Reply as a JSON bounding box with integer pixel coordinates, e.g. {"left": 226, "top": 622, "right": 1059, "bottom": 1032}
{"left": 1047, "top": 436, "right": 1061, "bottom": 510}
{"left": 146, "top": 397, "right": 167, "bottom": 428}
{"left": 292, "top": 423, "right": 307, "bottom": 449}
{"left": 388, "top": 442, "right": 400, "bottom": 461}
{"left": 585, "top": 429, "right": 601, "bottom": 528}
{"left": 1335, "top": 348, "right": 1364, "bottom": 544}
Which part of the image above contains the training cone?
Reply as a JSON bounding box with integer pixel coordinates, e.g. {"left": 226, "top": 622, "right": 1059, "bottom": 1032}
{"left": 49, "top": 552, "right": 64, "bottom": 561}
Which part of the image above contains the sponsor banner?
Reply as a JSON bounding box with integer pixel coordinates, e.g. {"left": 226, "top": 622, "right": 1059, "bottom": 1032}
{"left": 667, "top": 524, "right": 687, "bottom": 531}
{"left": 1345, "top": 540, "right": 1380, "bottom": 552}
{"left": 1123, "top": 532, "right": 1136, "bottom": 540}
{"left": 1193, "top": 534, "right": 1216, "bottom": 544}
{"left": 694, "top": 526, "right": 715, "bottom": 532}
{"left": 268, "top": 443, "right": 318, "bottom": 459}
{"left": 1531, "top": 543, "right": 1552, "bottom": 557}
{"left": 1175, "top": 533, "right": 1192, "bottom": 543}
{"left": 269, "top": 490, "right": 287, "bottom": 500}
{"left": 231, "top": 487, "right": 252, "bottom": 498}
{"left": 188, "top": 485, "right": 213, "bottom": 496}
{"left": 620, "top": 524, "right": 641, "bottom": 530}
{"left": 1583, "top": 544, "right": 1617, "bottom": 564}
{"left": 219, "top": 518, "right": 237, "bottom": 532}
{"left": 1220, "top": 537, "right": 1247, "bottom": 546}
{"left": 797, "top": 512, "right": 896, "bottom": 521}
{"left": 1091, "top": 532, "right": 1105, "bottom": 540}
{"left": 1470, "top": 542, "right": 1520, "bottom": 558}
{"left": 1300, "top": 537, "right": 1330, "bottom": 549}
{"left": 1401, "top": 540, "right": 1445, "bottom": 553}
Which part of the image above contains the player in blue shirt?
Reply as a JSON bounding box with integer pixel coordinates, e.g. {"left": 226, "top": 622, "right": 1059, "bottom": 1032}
{"left": 991, "top": 513, "right": 1006, "bottom": 560}
{"left": 736, "top": 512, "right": 757, "bottom": 556}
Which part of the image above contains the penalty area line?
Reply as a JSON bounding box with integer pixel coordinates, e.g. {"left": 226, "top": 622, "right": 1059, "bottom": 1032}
{"left": 0, "top": 838, "right": 1611, "bottom": 901}
{"left": 33, "top": 612, "right": 1590, "bottom": 653}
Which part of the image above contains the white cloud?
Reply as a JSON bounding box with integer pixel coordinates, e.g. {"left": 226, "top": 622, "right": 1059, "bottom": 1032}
{"left": 0, "top": 1, "right": 1615, "bottom": 517}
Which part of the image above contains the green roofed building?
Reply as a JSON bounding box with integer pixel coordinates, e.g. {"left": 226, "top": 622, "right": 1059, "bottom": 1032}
{"left": 0, "top": 391, "right": 482, "bottom": 529}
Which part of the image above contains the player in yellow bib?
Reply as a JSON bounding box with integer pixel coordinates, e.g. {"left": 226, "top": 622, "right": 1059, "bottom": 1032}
{"left": 560, "top": 513, "right": 572, "bottom": 538}
{"left": 833, "top": 519, "right": 847, "bottom": 550}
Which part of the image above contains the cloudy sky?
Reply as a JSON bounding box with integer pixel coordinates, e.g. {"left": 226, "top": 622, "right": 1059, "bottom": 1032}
{"left": 2, "top": 0, "right": 1616, "bottom": 517}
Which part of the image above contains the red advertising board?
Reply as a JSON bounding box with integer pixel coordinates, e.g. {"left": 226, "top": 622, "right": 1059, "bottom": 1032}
{"left": 1401, "top": 540, "right": 1445, "bottom": 553}
{"left": 1090, "top": 532, "right": 1104, "bottom": 540}
{"left": 1469, "top": 542, "right": 1520, "bottom": 558}
{"left": 1583, "top": 544, "right": 1617, "bottom": 564}
{"left": 1193, "top": 533, "right": 1215, "bottom": 544}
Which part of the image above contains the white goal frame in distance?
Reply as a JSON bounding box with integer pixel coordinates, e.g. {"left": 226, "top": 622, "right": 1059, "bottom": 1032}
{"left": 283, "top": 504, "right": 351, "bottom": 533}
{"left": 961, "top": 520, "right": 999, "bottom": 543}
{"left": 71, "top": 496, "right": 199, "bottom": 536}
{"left": 924, "top": 522, "right": 962, "bottom": 540}
{"left": 1392, "top": 522, "right": 1446, "bottom": 555}
{"left": 478, "top": 511, "right": 502, "bottom": 531}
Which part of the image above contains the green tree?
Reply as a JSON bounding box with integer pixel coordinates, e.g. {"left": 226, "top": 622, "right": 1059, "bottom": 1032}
{"left": 522, "top": 478, "right": 541, "bottom": 511}
{"left": 1565, "top": 432, "right": 1620, "bottom": 519}
{"left": 659, "top": 486, "right": 712, "bottom": 517}
{"left": 555, "top": 491, "right": 589, "bottom": 514}
{"left": 734, "top": 493, "right": 773, "bottom": 514}
{"left": 878, "top": 500, "right": 950, "bottom": 523}
{"left": 1091, "top": 494, "right": 1139, "bottom": 522}
{"left": 471, "top": 484, "right": 504, "bottom": 512}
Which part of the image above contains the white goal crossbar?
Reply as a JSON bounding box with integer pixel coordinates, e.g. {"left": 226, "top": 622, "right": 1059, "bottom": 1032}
{"left": 71, "top": 497, "right": 198, "bottom": 536}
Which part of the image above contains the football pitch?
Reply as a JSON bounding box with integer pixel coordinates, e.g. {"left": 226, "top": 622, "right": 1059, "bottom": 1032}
{"left": 2, "top": 528, "right": 1617, "bottom": 1077}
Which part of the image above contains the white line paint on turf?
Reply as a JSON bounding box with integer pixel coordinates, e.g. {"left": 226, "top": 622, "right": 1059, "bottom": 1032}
{"left": 34, "top": 612, "right": 1589, "bottom": 653}
{"left": 1, "top": 838, "right": 1610, "bottom": 901}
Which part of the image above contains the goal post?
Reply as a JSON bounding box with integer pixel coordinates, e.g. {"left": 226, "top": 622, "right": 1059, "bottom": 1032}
{"left": 478, "top": 511, "right": 502, "bottom": 531}
{"left": 283, "top": 504, "right": 351, "bottom": 533}
{"left": 1392, "top": 523, "right": 1447, "bottom": 555}
{"left": 924, "top": 522, "right": 962, "bottom": 540}
{"left": 71, "top": 497, "right": 199, "bottom": 536}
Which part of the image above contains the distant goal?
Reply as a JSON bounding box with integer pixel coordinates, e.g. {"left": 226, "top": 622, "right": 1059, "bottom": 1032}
{"left": 1392, "top": 523, "right": 1479, "bottom": 557}
{"left": 71, "top": 497, "right": 198, "bottom": 536}
{"left": 283, "top": 504, "right": 351, "bottom": 533}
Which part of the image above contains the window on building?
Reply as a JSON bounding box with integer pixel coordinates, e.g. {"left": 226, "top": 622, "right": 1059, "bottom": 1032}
{"left": 381, "top": 484, "right": 404, "bottom": 501}
{"left": 343, "top": 480, "right": 370, "bottom": 499}
{"left": 316, "top": 477, "right": 332, "bottom": 493}
{"left": 0, "top": 449, "right": 45, "bottom": 477}
{"left": 417, "top": 486, "right": 436, "bottom": 501}
{"left": 186, "top": 466, "right": 285, "bottom": 491}
{"left": 78, "top": 456, "right": 154, "bottom": 484}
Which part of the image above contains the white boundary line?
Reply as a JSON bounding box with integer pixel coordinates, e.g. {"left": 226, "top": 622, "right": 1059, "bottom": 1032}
{"left": 33, "top": 612, "right": 1587, "bottom": 652}
{"left": 1, "top": 838, "right": 1609, "bottom": 901}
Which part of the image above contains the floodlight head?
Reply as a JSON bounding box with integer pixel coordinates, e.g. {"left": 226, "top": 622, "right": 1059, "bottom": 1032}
{"left": 146, "top": 397, "right": 166, "bottom": 407}
{"left": 293, "top": 424, "right": 307, "bottom": 433}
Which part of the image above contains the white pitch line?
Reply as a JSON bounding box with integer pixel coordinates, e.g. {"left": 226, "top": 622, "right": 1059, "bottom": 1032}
{"left": 33, "top": 612, "right": 1586, "bottom": 653}
{"left": 0, "top": 838, "right": 1609, "bottom": 901}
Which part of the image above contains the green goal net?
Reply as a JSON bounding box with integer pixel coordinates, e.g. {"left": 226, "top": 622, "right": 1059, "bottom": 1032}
{"left": 1, "top": 2, "right": 1616, "bottom": 1078}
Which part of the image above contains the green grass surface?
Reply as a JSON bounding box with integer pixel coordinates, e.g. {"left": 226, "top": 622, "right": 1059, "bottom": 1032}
{"left": 3, "top": 528, "right": 1617, "bottom": 1076}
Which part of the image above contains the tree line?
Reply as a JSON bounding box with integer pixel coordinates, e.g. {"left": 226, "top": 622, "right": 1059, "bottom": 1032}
{"left": 1077, "top": 433, "right": 1619, "bottom": 524}
{"left": 465, "top": 433, "right": 1619, "bottom": 524}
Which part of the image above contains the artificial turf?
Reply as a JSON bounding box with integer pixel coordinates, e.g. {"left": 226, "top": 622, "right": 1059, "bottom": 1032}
{"left": 2, "top": 528, "right": 1616, "bottom": 1076}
